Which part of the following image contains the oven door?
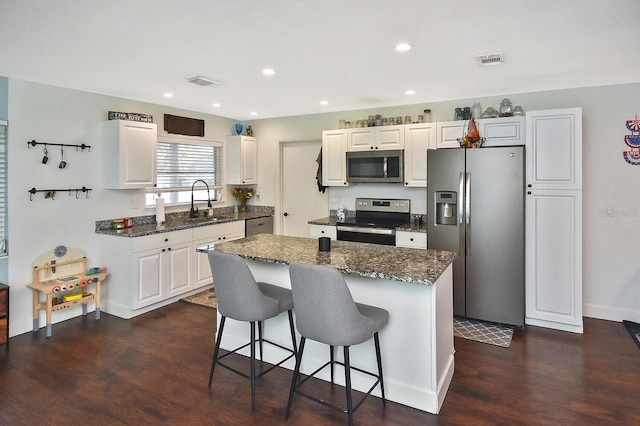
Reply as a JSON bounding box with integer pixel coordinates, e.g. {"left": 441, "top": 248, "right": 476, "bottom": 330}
{"left": 336, "top": 225, "right": 396, "bottom": 246}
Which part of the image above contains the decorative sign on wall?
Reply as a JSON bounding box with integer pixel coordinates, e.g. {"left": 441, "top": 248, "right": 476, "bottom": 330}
{"left": 108, "top": 111, "right": 153, "bottom": 123}
{"left": 623, "top": 114, "right": 640, "bottom": 165}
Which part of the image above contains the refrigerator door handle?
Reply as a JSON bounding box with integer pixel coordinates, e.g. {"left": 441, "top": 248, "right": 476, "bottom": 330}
{"left": 465, "top": 171, "right": 471, "bottom": 256}
{"left": 458, "top": 172, "right": 465, "bottom": 256}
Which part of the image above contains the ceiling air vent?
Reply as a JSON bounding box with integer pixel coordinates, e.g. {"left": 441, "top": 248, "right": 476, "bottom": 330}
{"left": 476, "top": 53, "right": 504, "bottom": 66}
{"left": 185, "top": 75, "right": 220, "bottom": 87}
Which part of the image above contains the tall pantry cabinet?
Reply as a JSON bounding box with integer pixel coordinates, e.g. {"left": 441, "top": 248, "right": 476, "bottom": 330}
{"left": 525, "top": 108, "right": 583, "bottom": 333}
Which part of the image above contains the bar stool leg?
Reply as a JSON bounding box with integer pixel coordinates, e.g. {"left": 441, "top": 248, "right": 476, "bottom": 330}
{"left": 250, "top": 321, "right": 257, "bottom": 411}
{"left": 330, "top": 345, "right": 335, "bottom": 383}
{"left": 344, "top": 346, "right": 353, "bottom": 426}
{"left": 258, "top": 320, "right": 263, "bottom": 360}
{"left": 285, "top": 336, "right": 306, "bottom": 419}
{"left": 287, "top": 310, "right": 297, "bottom": 354}
{"left": 374, "top": 332, "right": 386, "bottom": 403}
{"left": 209, "top": 316, "right": 226, "bottom": 387}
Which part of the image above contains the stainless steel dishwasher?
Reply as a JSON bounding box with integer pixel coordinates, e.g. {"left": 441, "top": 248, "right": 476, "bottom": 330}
{"left": 245, "top": 216, "right": 274, "bottom": 236}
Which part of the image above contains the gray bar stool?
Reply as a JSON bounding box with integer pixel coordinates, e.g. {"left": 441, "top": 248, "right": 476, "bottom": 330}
{"left": 207, "top": 250, "right": 297, "bottom": 411}
{"left": 286, "top": 262, "right": 389, "bottom": 426}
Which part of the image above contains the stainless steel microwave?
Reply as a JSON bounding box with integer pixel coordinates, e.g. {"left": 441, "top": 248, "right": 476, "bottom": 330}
{"left": 346, "top": 150, "right": 404, "bottom": 183}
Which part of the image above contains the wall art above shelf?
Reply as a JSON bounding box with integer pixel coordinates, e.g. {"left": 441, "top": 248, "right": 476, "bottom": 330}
{"left": 28, "top": 187, "right": 92, "bottom": 201}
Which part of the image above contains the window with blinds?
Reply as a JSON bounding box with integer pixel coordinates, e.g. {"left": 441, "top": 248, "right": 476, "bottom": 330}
{"left": 146, "top": 139, "right": 223, "bottom": 206}
{"left": 0, "top": 121, "right": 6, "bottom": 256}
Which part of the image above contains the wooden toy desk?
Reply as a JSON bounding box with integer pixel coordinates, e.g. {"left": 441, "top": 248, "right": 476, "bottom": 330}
{"left": 27, "top": 247, "right": 107, "bottom": 337}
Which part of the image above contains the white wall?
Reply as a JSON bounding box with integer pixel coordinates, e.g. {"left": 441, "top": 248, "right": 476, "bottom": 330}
{"left": 6, "top": 78, "right": 640, "bottom": 339}
{"left": 6, "top": 79, "right": 236, "bottom": 336}
{"left": 249, "top": 83, "right": 640, "bottom": 324}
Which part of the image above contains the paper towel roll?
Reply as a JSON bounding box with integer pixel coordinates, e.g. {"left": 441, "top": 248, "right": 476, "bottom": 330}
{"left": 156, "top": 197, "right": 165, "bottom": 224}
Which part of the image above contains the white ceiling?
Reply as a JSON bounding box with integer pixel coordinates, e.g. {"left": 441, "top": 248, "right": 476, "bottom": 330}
{"left": 1, "top": 0, "right": 639, "bottom": 121}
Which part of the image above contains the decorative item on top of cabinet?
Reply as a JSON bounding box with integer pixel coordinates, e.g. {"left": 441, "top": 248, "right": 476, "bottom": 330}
{"left": 436, "top": 116, "right": 525, "bottom": 149}
{"left": 103, "top": 120, "right": 157, "bottom": 189}
{"left": 226, "top": 135, "right": 257, "bottom": 185}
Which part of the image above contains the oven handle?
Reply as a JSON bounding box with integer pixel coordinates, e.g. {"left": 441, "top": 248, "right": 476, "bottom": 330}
{"left": 336, "top": 225, "right": 395, "bottom": 235}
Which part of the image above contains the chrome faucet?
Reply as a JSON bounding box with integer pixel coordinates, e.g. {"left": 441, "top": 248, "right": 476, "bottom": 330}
{"left": 190, "top": 179, "right": 212, "bottom": 218}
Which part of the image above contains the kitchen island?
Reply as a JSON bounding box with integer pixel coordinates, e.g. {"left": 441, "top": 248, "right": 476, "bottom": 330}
{"left": 204, "top": 234, "right": 456, "bottom": 414}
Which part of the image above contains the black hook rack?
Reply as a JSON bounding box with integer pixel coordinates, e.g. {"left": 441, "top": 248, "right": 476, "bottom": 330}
{"left": 27, "top": 139, "right": 91, "bottom": 151}
{"left": 28, "top": 186, "right": 92, "bottom": 201}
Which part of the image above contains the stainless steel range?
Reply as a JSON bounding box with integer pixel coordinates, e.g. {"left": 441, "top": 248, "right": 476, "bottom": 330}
{"left": 336, "top": 198, "right": 411, "bottom": 245}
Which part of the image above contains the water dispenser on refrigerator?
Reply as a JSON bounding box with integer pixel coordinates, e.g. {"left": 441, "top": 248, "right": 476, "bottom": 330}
{"left": 435, "top": 191, "right": 457, "bottom": 225}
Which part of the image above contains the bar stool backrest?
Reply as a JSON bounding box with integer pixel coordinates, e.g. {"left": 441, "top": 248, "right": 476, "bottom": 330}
{"left": 208, "top": 250, "right": 279, "bottom": 321}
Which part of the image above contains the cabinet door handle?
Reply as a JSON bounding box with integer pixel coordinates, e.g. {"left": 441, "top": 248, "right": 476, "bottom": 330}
{"left": 162, "top": 248, "right": 166, "bottom": 252}
{"left": 164, "top": 238, "right": 169, "bottom": 242}
{"left": 527, "top": 191, "right": 532, "bottom": 195}
{"left": 167, "top": 247, "right": 171, "bottom": 251}
{"left": 410, "top": 238, "right": 414, "bottom": 242}
{"left": 527, "top": 184, "right": 532, "bottom": 188}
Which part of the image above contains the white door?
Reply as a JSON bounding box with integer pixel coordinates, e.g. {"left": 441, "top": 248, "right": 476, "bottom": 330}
{"left": 281, "top": 141, "right": 328, "bottom": 237}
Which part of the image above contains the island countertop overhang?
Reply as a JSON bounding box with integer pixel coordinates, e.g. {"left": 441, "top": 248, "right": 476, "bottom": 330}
{"left": 201, "top": 234, "right": 456, "bottom": 286}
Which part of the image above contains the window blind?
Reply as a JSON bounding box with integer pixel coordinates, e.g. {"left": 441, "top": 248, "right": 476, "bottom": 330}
{"left": 0, "top": 121, "right": 6, "bottom": 255}
{"left": 156, "top": 141, "right": 222, "bottom": 189}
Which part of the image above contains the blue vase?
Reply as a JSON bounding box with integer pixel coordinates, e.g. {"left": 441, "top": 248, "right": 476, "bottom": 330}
{"left": 235, "top": 123, "right": 243, "bottom": 135}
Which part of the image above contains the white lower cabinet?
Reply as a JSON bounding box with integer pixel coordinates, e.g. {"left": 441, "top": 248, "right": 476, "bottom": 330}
{"left": 525, "top": 190, "right": 582, "bottom": 333}
{"left": 131, "top": 229, "right": 193, "bottom": 309}
{"left": 98, "top": 221, "right": 245, "bottom": 319}
{"left": 396, "top": 231, "right": 427, "bottom": 249}
{"left": 309, "top": 224, "right": 337, "bottom": 240}
{"left": 193, "top": 221, "right": 245, "bottom": 288}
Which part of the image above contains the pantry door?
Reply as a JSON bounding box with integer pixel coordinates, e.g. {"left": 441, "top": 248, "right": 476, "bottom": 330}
{"left": 280, "top": 140, "right": 328, "bottom": 237}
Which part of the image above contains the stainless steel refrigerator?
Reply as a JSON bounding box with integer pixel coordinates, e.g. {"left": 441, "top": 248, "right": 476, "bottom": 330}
{"left": 427, "top": 146, "right": 525, "bottom": 326}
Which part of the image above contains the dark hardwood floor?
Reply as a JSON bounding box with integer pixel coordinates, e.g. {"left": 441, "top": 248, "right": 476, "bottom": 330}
{"left": 1, "top": 302, "right": 638, "bottom": 425}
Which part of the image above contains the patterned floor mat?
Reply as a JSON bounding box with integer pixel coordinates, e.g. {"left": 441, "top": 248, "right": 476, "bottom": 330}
{"left": 181, "top": 289, "right": 217, "bottom": 309}
{"left": 454, "top": 316, "right": 514, "bottom": 348}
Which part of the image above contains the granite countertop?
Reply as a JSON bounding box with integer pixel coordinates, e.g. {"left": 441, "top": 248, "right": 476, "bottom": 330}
{"left": 309, "top": 216, "right": 427, "bottom": 233}
{"left": 208, "top": 234, "right": 455, "bottom": 286}
{"left": 95, "top": 209, "right": 273, "bottom": 238}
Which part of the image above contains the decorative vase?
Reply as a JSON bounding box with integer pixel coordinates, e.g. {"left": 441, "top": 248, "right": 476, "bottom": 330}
{"left": 246, "top": 125, "right": 253, "bottom": 136}
{"left": 235, "top": 123, "right": 243, "bottom": 135}
{"left": 238, "top": 199, "right": 248, "bottom": 213}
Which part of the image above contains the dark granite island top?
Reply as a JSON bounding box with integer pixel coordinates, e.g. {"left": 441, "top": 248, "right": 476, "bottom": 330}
{"left": 207, "top": 234, "right": 455, "bottom": 285}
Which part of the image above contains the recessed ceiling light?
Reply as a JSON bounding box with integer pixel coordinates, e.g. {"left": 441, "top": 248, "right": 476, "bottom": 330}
{"left": 251, "top": 112, "right": 258, "bottom": 116}
{"left": 163, "top": 93, "right": 174, "bottom": 98}
{"left": 320, "top": 100, "right": 329, "bottom": 105}
{"left": 212, "top": 103, "right": 221, "bottom": 108}
{"left": 262, "top": 68, "right": 275, "bottom": 76}
{"left": 405, "top": 90, "right": 416, "bottom": 95}
{"left": 395, "top": 43, "right": 412, "bottom": 52}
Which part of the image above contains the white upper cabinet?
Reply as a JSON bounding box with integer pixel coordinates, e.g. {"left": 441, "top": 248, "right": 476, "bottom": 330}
{"left": 404, "top": 123, "right": 436, "bottom": 187}
{"left": 103, "top": 120, "right": 157, "bottom": 189}
{"left": 321, "top": 129, "right": 349, "bottom": 186}
{"left": 479, "top": 116, "right": 525, "bottom": 147}
{"left": 437, "top": 116, "right": 525, "bottom": 149}
{"left": 227, "top": 135, "right": 258, "bottom": 185}
{"left": 347, "top": 125, "right": 405, "bottom": 151}
{"left": 526, "top": 109, "right": 582, "bottom": 190}
{"left": 436, "top": 121, "right": 465, "bottom": 149}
